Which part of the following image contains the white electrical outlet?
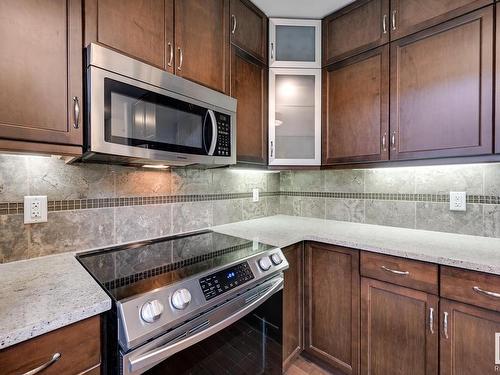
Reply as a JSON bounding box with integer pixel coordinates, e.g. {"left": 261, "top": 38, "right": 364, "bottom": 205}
{"left": 252, "top": 188, "right": 259, "bottom": 202}
{"left": 24, "top": 196, "right": 48, "bottom": 224}
{"left": 449, "top": 192, "right": 466, "bottom": 212}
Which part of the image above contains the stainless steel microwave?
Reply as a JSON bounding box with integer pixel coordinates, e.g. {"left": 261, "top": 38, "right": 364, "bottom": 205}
{"left": 81, "top": 44, "right": 237, "bottom": 167}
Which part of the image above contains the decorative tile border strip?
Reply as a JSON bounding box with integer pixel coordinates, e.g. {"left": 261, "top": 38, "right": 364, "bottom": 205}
{"left": 104, "top": 241, "right": 253, "bottom": 290}
{"left": 280, "top": 191, "right": 500, "bottom": 205}
{"left": 0, "top": 192, "right": 280, "bottom": 216}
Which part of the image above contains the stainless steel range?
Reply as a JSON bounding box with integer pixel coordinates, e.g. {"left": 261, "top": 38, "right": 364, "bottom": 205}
{"left": 77, "top": 230, "right": 288, "bottom": 375}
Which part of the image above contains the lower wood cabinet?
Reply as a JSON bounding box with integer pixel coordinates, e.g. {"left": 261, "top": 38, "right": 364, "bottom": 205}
{"left": 304, "top": 243, "right": 360, "bottom": 375}
{"left": 440, "top": 299, "right": 500, "bottom": 375}
{"left": 360, "top": 277, "right": 439, "bottom": 375}
{"left": 0, "top": 316, "right": 101, "bottom": 375}
{"left": 283, "top": 243, "right": 304, "bottom": 370}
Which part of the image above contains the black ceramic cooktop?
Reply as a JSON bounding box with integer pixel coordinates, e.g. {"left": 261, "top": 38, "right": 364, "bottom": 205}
{"left": 77, "top": 230, "right": 274, "bottom": 301}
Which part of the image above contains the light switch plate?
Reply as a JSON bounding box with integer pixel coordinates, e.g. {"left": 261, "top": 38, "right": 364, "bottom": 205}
{"left": 252, "top": 188, "right": 259, "bottom": 202}
{"left": 24, "top": 196, "right": 48, "bottom": 224}
{"left": 449, "top": 192, "right": 466, "bottom": 212}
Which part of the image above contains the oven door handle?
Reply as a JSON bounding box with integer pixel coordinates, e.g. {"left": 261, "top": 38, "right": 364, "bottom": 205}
{"left": 207, "top": 109, "right": 217, "bottom": 156}
{"left": 127, "top": 276, "right": 283, "bottom": 374}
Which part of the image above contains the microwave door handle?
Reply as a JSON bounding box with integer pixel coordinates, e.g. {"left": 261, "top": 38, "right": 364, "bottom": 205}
{"left": 127, "top": 276, "right": 283, "bottom": 374}
{"left": 207, "top": 109, "right": 217, "bottom": 156}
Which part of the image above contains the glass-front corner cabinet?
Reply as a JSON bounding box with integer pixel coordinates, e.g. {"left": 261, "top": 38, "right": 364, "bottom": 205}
{"left": 269, "top": 68, "right": 321, "bottom": 166}
{"left": 269, "top": 18, "right": 321, "bottom": 68}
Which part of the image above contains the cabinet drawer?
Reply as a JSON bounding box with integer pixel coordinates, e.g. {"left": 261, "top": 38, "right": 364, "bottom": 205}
{"left": 0, "top": 316, "right": 100, "bottom": 375}
{"left": 360, "top": 252, "right": 438, "bottom": 294}
{"left": 441, "top": 266, "right": 500, "bottom": 312}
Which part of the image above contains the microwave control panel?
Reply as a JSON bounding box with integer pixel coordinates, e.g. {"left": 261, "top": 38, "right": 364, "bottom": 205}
{"left": 199, "top": 262, "right": 254, "bottom": 300}
{"left": 214, "top": 112, "right": 231, "bottom": 157}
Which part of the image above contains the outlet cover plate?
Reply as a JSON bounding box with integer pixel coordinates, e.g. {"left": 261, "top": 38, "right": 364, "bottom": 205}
{"left": 252, "top": 188, "right": 259, "bottom": 202}
{"left": 24, "top": 196, "right": 48, "bottom": 224}
{"left": 449, "top": 192, "right": 466, "bottom": 212}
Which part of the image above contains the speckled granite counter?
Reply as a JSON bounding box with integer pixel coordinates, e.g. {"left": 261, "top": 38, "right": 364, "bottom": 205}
{"left": 0, "top": 253, "right": 111, "bottom": 349}
{"left": 213, "top": 215, "right": 500, "bottom": 275}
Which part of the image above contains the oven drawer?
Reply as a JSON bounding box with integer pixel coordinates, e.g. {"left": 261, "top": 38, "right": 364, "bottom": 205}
{"left": 441, "top": 266, "right": 500, "bottom": 312}
{"left": 0, "top": 316, "right": 100, "bottom": 375}
{"left": 360, "top": 252, "right": 438, "bottom": 294}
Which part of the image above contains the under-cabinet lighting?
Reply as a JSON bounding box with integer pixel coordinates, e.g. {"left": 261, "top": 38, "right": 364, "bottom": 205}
{"left": 142, "top": 164, "right": 170, "bottom": 170}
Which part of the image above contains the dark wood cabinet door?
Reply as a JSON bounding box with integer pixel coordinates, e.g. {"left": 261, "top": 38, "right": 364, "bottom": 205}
{"left": 230, "top": 0, "right": 267, "bottom": 64}
{"left": 496, "top": 5, "right": 500, "bottom": 154}
{"left": 84, "top": 0, "right": 174, "bottom": 72}
{"left": 390, "top": 0, "right": 492, "bottom": 40}
{"left": 361, "top": 278, "right": 439, "bottom": 375}
{"left": 175, "top": 0, "right": 230, "bottom": 94}
{"left": 390, "top": 7, "right": 493, "bottom": 160}
{"left": 440, "top": 299, "right": 500, "bottom": 375}
{"left": 0, "top": 0, "right": 83, "bottom": 151}
{"left": 231, "top": 47, "right": 267, "bottom": 164}
{"left": 323, "top": 45, "right": 389, "bottom": 165}
{"left": 323, "top": 0, "right": 389, "bottom": 65}
{"left": 282, "top": 243, "right": 304, "bottom": 371}
{"left": 304, "top": 243, "right": 360, "bottom": 375}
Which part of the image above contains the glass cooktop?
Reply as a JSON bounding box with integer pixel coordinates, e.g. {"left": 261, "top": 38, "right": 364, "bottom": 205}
{"left": 77, "top": 230, "right": 274, "bottom": 301}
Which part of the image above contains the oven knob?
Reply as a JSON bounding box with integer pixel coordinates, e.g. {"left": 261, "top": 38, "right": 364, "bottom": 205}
{"left": 270, "top": 253, "right": 283, "bottom": 265}
{"left": 171, "top": 288, "right": 192, "bottom": 310}
{"left": 140, "top": 300, "right": 164, "bottom": 324}
{"left": 258, "top": 257, "right": 272, "bottom": 271}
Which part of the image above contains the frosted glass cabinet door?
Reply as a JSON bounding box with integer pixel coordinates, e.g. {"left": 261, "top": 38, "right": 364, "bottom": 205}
{"left": 269, "top": 69, "right": 321, "bottom": 165}
{"left": 269, "top": 19, "right": 321, "bottom": 68}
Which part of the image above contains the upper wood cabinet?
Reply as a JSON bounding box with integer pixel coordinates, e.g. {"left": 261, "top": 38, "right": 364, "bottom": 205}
{"left": 389, "top": 6, "right": 493, "bottom": 160}
{"left": 390, "top": 0, "right": 492, "bottom": 40}
{"left": 323, "top": 0, "right": 389, "bottom": 65}
{"left": 323, "top": 45, "right": 389, "bottom": 164}
{"left": 0, "top": 0, "right": 83, "bottom": 155}
{"left": 282, "top": 243, "right": 304, "bottom": 371}
{"left": 230, "top": 0, "right": 267, "bottom": 64}
{"left": 85, "top": 0, "right": 229, "bottom": 94}
{"left": 175, "top": 0, "right": 230, "bottom": 94}
{"left": 440, "top": 299, "right": 500, "bottom": 375}
{"left": 231, "top": 47, "right": 268, "bottom": 164}
{"left": 304, "top": 243, "right": 359, "bottom": 375}
{"left": 361, "top": 277, "right": 439, "bottom": 375}
{"left": 84, "top": 0, "right": 174, "bottom": 72}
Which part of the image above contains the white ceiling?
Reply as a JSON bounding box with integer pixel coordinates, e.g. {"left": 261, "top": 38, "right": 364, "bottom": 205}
{"left": 251, "top": 0, "right": 355, "bottom": 18}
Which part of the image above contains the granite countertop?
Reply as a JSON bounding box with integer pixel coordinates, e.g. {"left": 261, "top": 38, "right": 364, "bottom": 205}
{"left": 213, "top": 215, "right": 500, "bottom": 275}
{"left": 0, "top": 253, "right": 111, "bottom": 350}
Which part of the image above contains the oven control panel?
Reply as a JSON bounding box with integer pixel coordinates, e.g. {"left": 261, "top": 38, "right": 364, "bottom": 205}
{"left": 199, "top": 261, "right": 254, "bottom": 300}
{"left": 214, "top": 112, "right": 231, "bottom": 157}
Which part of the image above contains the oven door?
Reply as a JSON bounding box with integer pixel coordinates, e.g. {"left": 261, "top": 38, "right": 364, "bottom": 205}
{"left": 121, "top": 276, "right": 283, "bottom": 375}
{"left": 87, "top": 65, "right": 235, "bottom": 165}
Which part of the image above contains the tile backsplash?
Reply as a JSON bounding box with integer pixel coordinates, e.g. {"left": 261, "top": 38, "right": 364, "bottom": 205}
{"left": 1, "top": 154, "right": 500, "bottom": 263}
{"left": 0, "top": 155, "right": 279, "bottom": 263}
{"left": 280, "top": 164, "right": 500, "bottom": 237}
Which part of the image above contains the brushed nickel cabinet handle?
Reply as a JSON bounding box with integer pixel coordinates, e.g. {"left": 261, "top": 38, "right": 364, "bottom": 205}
{"left": 391, "top": 10, "right": 397, "bottom": 30}
{"left": 270, "top": 42, "right": 274, "bottom": 60}
{"left": 381, "top": 132, "right": 387, "bottom": 151}
{"left": 443, "top": 311, "right": 449, "bottom": 339}
{"left": 22, "top": 353, "right": 61, "bottom": 375}
{"left": 72, "top": 96, "right": 80, "bottom": 129}
{"left": 177, "top": 47, "right": 183, "bottom": 71}
{"left": 167, "top": 42, "right": 173, "bottom": 67}
{"left": 390, "top": 131, "right": 396, "bottom": 150}
{"left": 429, "top": 307, "right": 434, "bottom": 334}
{"left": 382, "top": 14, "right": 388, "bottom": 34}
{"left": 231, "top": 14, "right": 237, "bottom": 34}
{"left": 473, "top": 286, "right": 500, "bottom": 299}
{"left": 381, "top": 265, "right": 409, "bottom": 276}
{"left": 270, "top": 140, "right": 274, "bottom": 158}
